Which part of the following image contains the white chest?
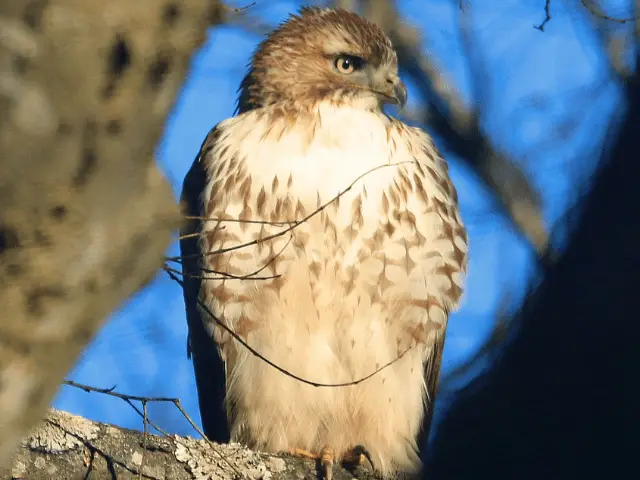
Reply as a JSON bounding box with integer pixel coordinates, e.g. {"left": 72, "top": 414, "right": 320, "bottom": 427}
{"left": 217, "top": 103, "right": 413, "bottom": 211}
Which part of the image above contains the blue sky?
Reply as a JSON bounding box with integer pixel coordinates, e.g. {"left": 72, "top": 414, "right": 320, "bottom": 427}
{"left": 54, "top": 0, "right": 625, "bottom": 438}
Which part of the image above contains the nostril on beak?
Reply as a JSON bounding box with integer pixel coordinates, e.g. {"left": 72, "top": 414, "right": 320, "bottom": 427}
{"left": 386, "top": 77, "right": 394, "bottom": 85}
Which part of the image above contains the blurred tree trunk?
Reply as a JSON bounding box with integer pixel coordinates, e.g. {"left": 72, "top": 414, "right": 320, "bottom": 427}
{"left": 424, "top": 62, "right": 639, "bottom": 479}
{"left": 0, "top": 0, "right": 224, "bottom": 467}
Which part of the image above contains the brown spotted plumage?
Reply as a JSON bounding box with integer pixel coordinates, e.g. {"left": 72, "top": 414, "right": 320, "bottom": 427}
{"left": 180, "top": 7, "right": 467, "bottom": 478}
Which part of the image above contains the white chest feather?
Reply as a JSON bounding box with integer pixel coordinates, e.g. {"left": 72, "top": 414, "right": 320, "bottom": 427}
{"left": 214, "top": 103, "right": 404, "bottom": 204}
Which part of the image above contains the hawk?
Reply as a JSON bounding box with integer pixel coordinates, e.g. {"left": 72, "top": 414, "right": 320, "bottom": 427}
{"left": 180, "top": 7, "right": 467, "bottom": 478}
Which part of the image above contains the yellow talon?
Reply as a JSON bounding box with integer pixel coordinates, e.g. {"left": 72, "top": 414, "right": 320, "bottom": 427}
{"left": 320, "top": 446, "right": 334, "bottom": 480}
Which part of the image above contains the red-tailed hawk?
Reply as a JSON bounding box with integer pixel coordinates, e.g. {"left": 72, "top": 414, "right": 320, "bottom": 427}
{"left": 180, "top": 7, "right": 467, "bottom": 479}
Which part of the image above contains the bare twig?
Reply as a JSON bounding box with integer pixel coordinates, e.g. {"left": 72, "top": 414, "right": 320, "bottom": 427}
{"left": 534, "top": 0, "right": 552, "bottom": 31}
{"left": 62, "top": 380, "right": 244, "bottom": 478}
{"left": 182, "top": 215, "right": 294, "bottom": 228}
{"left": 234, "top": 2, "right": 256, "bottom": 13}
{"left": 165, "top": 269, "right": 412, "bottom": 388}
{"left": 166, "top": 234, "right": 293, "bottom": 282}
{"left": 138, "top": 400, "right": 148, "bottom": 480}
{"left": 167, "top": 162, "right": 410, "bottom": 262}
{"left": 581, "top": 0, "right": 634, "bottom": 24}
{"left": 63, "top": 381, "right": 176, "bottom": 402}
{"left": 232, "top": 234, "right": 293, "bottom": 279}
{"left": 164, "top": 264, "right": 281, "bottom": 281}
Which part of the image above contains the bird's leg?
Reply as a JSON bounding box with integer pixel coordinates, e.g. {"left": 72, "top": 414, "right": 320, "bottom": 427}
{"left": 287, "top": 446, "right": 334, "bottom": 480}
{"left": 320, "top": 446, "right": 334, "bottom": 480}
{"left": 289, "top": 445, "right": 373, "bottom": 479}
{"left": 341, "top": 444, "right": 375, "bottom": 470}
{"left": 288, "top": 447, "right": 318, "bottom": 460}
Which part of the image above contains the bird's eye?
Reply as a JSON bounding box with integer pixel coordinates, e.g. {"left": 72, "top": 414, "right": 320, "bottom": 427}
{"left": 334, "top": 55, "right": 365, "bottom": 74}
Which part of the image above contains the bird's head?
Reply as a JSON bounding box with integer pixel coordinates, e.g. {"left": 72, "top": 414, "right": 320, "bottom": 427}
{"left": 237, "top": 7, "right": 407, "bottom": 113}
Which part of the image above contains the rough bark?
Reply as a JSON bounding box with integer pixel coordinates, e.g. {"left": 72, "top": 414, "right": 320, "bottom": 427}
{"left": 2, "top": 409, "right": 392, "bottom": 480}
{"left": 0, "top": 0, "right": 224, "bottom": 467}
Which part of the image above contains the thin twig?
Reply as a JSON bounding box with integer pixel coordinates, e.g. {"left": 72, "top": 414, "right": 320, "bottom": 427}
{"left": 64, "top": 381, "right": 176, "bottom": 402}
{"left": 167, "top": 162, "right": 410, "bottom": 262}
{"left": 167, "top": 234, "right": 293, "bottom": 283}
{"left": 163, "top": 265, "right": 281, "bottom": 281}
{"left": 183, "top": 215, "right": 295, "bottom": 227}
{"left": 534, "top": 0, "right": 552, "bottom": 31}
{"left": 581, "top": 0, "right": 634, "bottom": 24}
{"left": 234, "top": 234, "right": 293, "bottom": 279}
{"left": 123, "top": 399, "right": 171, "bottom": 437}
{"left": 234, "top": 2, "right": 256, "bottom": 13}
{"left": 166, "top": 269, "right": 412, "bottom": 388}
{"left": 120, "top": 398, "right": 230, "bottom": 478}
{"left": 138, "top": 400, "right": 148, "bottom": 480}
{"left": 171, "top": 398, "right": 213, "bottom": 447}
{"left": 63, "top": 380, "right": 244, "bottom": 479}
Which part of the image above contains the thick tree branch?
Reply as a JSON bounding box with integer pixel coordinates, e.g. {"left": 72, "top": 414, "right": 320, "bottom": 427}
{"left": 2, "top": 409, "right": 387, "bottom": 480}
{"left": 0, "top": 0, "right": 226, "bottom": 467}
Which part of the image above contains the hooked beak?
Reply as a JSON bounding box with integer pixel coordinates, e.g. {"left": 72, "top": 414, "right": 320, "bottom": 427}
{"left": 368, "top": 70, "right": 408, "bottom": 108}
{"left": 388, "top": 77, "right": 407, "bottom": 108}
{"left": 377, "top": 74, "right": 407, "bottom": 108}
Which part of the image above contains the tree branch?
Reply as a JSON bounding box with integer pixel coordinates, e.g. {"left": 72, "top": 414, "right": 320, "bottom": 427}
{"left": 3, "top": 409, "right": 385, "bottom": 480}
{"left": 534, "top": 0, "right": 552, "bottom": 31}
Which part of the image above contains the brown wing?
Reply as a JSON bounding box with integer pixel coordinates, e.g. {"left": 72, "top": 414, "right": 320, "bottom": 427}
{"left": 179, "top": 126, "right": 230, "bottom": 442}
{"left": 410, "top": 132, "right": 468, "bottom": 459}
{"left": 417, "top": 328, "right": 447, "bottom": 454}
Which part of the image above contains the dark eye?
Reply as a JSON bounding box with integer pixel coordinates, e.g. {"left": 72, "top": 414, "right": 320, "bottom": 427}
{"left": 334, "top": 55, "right": 365, "bottom": 74}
